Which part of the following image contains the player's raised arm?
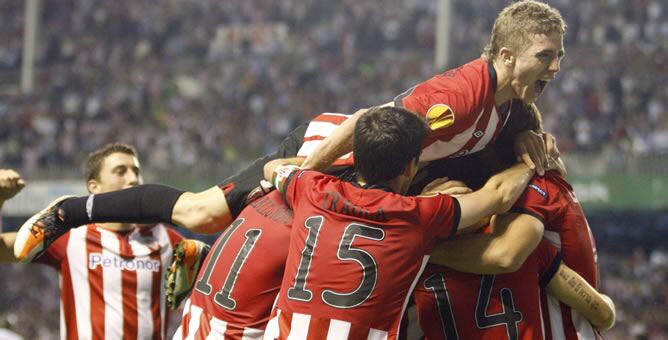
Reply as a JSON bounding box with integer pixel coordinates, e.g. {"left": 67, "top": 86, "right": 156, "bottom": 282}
{"left": 454, "top": 163, "right": 534, "bottom": 231}
{"left": 547, "top": 262, "right": 616, "bottom": 331}
{"left": 429, "top": 212, "right": 544, "bottom": 274}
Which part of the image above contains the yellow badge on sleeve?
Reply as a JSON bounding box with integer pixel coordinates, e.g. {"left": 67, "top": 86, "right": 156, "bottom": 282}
{"left": 426, "top": 104, "right": 455, "bottom": 130}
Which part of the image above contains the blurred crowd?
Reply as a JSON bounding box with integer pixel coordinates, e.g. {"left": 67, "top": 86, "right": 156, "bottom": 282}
{"left": 0, "top": 0, "right": 666, "bottom": 176}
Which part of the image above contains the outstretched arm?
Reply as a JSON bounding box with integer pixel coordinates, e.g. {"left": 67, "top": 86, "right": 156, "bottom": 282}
{"left": 454, "top": 163, "right": 534, "bottom": 232}
{"left": 429, "top": 212, "right": 544, "bottom": 274}
{"left": 547, "top": 263, "right": 616, "bottom": 331}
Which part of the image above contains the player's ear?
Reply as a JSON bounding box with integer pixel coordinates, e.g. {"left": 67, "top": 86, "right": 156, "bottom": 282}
{"left": 498, "top": 47, "right": 515, "bottom": 67}
{"left": 87, "top": 179, "right": 100, "bottom": 194}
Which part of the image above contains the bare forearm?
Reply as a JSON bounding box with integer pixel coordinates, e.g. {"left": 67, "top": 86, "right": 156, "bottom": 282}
{"left": 484, "top": 163, "right": 533, "bottom": 213}
{"left": 300, "top": 108, "right": 366, "bottom": 171}
{"left": 0, "top": 232, "right": 17, "bottom": 263}
{"left": 429, "top": 235, "right": 510, "bottom": 274}
{"left": 547, "top": 264, "right": 615, "bottom": 331}
{"left": 263, "top": 157, "right": 305, "bottom": 182}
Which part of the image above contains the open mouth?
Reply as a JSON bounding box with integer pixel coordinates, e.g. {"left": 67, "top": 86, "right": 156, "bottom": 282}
{"left": 534, "top": 80, "right": 548, "bottom": 96}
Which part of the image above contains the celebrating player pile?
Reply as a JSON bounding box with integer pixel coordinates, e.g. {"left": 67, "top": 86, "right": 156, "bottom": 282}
{"left": 12, "top": 1, "right": 616, "bottom": 339}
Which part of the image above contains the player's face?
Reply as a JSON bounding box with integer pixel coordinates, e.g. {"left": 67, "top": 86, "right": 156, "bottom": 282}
{"left": 90, "top": 152, "right": 142, "bottom": 194}
{"left": 510, "top": 32, "right": 564, "bottom": 103}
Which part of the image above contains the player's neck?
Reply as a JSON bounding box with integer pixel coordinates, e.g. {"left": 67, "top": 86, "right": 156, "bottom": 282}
{"left": 492, "top": 60, "right": 514, "bottom": 106}
{"left": 98, "top": 222, "right": 134, "bottom": 233}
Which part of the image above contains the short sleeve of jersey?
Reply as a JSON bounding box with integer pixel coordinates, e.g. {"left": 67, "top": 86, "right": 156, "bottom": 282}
{"left": 510, "top": 177, "right": 557, "bottom": 224}
{"left": 396, "top": 86, "right": 476, "bottom": 136}
{"left": 420, "top": 194, "right": 461, "bottom": 240}
{"left": 35, "top": 230, "right": 70, "bottom": 268}
{"left": 282, "top": 168, "right": 316, "bottom": 210}
{"left": 535, "top": 238, "right": 562, "bottom": 288}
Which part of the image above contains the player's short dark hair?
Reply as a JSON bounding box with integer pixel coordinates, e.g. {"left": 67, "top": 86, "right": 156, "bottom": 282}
{"left": 85, "top": 143, "right": 138, "bottom": 182}
{"left": 353, "top": 106, "right": 428, "bottom": 185}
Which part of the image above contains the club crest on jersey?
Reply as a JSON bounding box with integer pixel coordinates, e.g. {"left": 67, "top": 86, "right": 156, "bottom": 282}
{"left": 426, "top": 104, "right": 455, "bottom": 130}
{"left": 528, "top": 184, "right": 547, "bottom": 198}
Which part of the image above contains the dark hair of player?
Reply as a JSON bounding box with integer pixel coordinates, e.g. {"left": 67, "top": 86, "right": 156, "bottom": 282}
{"left": 353, "top": 106, "right": 429, "bottom": 186}
{"left": 85, "top": 143, "right": 138, "bottom": 181}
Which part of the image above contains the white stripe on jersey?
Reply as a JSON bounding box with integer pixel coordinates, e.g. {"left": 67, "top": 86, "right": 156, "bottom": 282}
{"left": 397, "top": 255, "right": 431, "bottom": 336}
{"left": 326, "top": 320, "right": 350, "bottom": 340}
{"left": 547, "top": 294, "right": 566, "bottom": 339}
{"left": 155, "top": 225, "right": 175, "bottom": 337}
{"left": 59, "top": 275, "right": 66, "bottom": 340}
{"left": 100, "top": 228, "right": 125, "bottom": 339}
{"left": 206, "top": 316, "right": 228, "bottom": 339}
{"left": 67, "top": 226, "right": 92, "bottom": 339}
{"left": 129, "top": 230, "right": 156, "bottom": 339}
{"left": 264, "top": 309, "right": 281, "bottom": 340}
{"left": 571, "top": 309, "right": 596, "bottom": 340}
{"left": 420, "top": 106, "right": 501, "bottom": 161}
{"left": 470, "top": 106, "right": 500, "bottom": 154}
{"left": 241, "top": 326, "right": 265, "bottom": 340}
{"left": 287, "top": 313, "right": 311, "bottom": 340}
{"left": 543, "top": 231, "right": 562, "bottom": 248}
{"left": 367, "top": 328, "right": 388, "bottom": 340}
{"left": 185, "top": 304, "right": 204, "bottom": 340}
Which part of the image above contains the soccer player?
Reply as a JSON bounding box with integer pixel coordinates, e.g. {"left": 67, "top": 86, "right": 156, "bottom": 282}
{"left": 414, "top": 238, "right": 614, "bottom": 340}
{"left": 172, "top": 190, "right": 293, "bottom": 339}
{"left": 262, "top": 106, "right": 536, "bottom": 339}
{"left": 300, "top": 0, "right": 566, "bottom": 176}
{"left": 0, "top": 168, "right": 25, "bottom": 262}
{"left": 8, "top": 144, "right": 183, "bottom": 339}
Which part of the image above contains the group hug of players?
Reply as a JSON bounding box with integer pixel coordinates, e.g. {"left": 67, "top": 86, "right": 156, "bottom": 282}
{"left": 10, "top": 1, "right": 616, "bottom": 339}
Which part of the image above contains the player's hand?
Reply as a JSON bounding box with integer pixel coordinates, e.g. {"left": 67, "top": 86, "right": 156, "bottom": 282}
{"left": 544, "top": 132, "right": 560, "bottom": 160}
{"left": 165, "top": 239, "right": 211, "bottom": 309}
{"left": 599, "top": 294, "right": 616, "bottom": 331}
{"left": 514, "top": 130, "right": 547, "bottom": 176}
{"left": 421, "top": 178, "right": 473, "bottom": 196}
{"left": 0, "top": 169, "right": 26, "bottom": 201}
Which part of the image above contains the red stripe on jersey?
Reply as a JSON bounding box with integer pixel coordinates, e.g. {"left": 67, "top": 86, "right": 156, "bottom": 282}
{"left": 181, "top": 303, "right": 192, "bottom": 337}
{"left": 120, "top": 234, "right": 139, "bottom": 340}
{"left": 58, "top": 233, "right": 78, "bottom": 340}
{"left": 86, "top": 227, "right": 106, "bottom": 340}
{"left": 540, "top": 290, "right": 553, "bottom": 340}
{"left": 310, "top": 113, "right": 350, "bottom": 125}
{"left": 278, "top": 311, "right": 293, "bottom": 338}
{"left": 458, "top": 106, "right": 494, "bottom": 155}
{"left": 195, "top": 311, "right": 213, "bottom": 339}
{"left": 560, "top": 301, "right": 579, "bottom": 340}
{"left": 306, "top": 317, "right": 330, "bottom": 339}
{"left": 225, "top": 324, "right": 247, "bottom": 340}
{"left": 150, "top": 249, "right": 163, "bottom": 339}
{"left": 303, "top": 135, "right": 325, "bottom": 142}
{"left": 348, "top": 323, "right": 371, "bottom": 339}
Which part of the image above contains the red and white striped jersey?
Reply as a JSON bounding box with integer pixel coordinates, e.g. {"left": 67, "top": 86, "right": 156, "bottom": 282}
{"left": 394, "top": 58, "right": 518, "bottom": 161}
{"left": 173, "top": 191, "right": 293, "bottom": 340}
{"left": 296, "top": 113, "right": 355, "bottom": 167}
{"left": 37, "top": 223, "right": 182, "bottom": 340}
{"left": 266, "top": 169, "right": 461, "bottom": 340}
{"left": 297, "top": 60, "right": 523, "bottom": 166}
{"left": 511, "top": 171, "right": 599, "bottom": 340}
